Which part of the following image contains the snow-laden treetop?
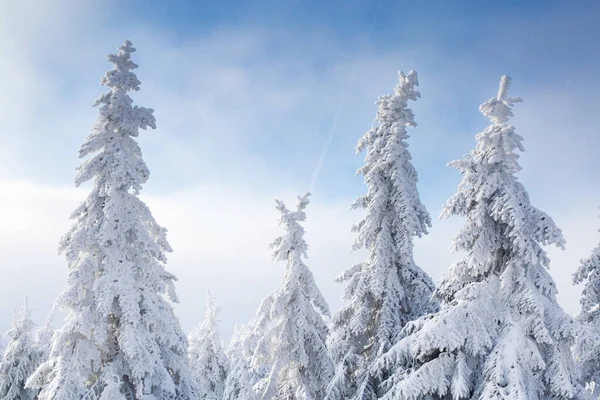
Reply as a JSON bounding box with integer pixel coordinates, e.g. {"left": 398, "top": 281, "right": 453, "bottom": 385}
{"left": 469, "top": 75, "right": 524, "bottom": 178}
{"left": 271, "top": 192, "right": 310, "bottom": 261}
{"left": 443, "top": 75, "right": 564, "bottom": 281}
{"left": 480, "top": 75, "right": 523, "bottom": 124}
{"left": 94, "top": 40, "right": 156, "bottom": 133}
{"left": 77, "top": 40, "right": 157, "bottom": 195}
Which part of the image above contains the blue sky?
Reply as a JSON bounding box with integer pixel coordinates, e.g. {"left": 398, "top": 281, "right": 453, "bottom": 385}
{"left": 8, "top": 0, "right": 600, "bottom": 196}
{"left": 0, "top": 0, "right": 599, "bottom": 338}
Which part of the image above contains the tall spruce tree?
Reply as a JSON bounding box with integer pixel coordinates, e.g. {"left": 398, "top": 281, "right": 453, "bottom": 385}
{"left": 27, "top": 41, "right": 197, "bottom": 400}
{"left": 250, "top": 193, "right": 333, "bottom": 400}
{"left": 0, "top": 300, "right": 42, "bottom": 400}
{"left": 188, "top": 292, "right": 229, "bottom": 400}
{"left": 573, "top": 212, "right": 600, "bottom": 396}
{"left": 378, "top": 76, "right": 587, "bottom": 400}
{"left": 325, "top": 70, "right": 436, "bottom": 400}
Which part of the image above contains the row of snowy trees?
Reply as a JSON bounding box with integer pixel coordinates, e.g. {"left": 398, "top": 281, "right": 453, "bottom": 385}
{"left": 1, "top": 40, "right": 600, "bottom": 399}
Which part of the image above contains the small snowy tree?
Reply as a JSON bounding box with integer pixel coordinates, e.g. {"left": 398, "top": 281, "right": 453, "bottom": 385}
{"left": 189, "top": 292, "right": 229, "bottom": 400}
{"left": 326, "top": 70, "right": 436, "bottom": 400}
{"left": 250, "top": 193, "right": 333, "bottom": 400}
{"left": 242, "top": 320, "right": 270, "bottom": 390}
{"left": 35, "top": 306, "right": 56, "bottom": 369}
{"left": 573, "top": 212, "right": 600, "bottom": 396}
{"left": 378, "top": 76, "right": 587, "bottom": 400}
{"left": 27, "top": 41, "right": 197, "bottom": 400}
{"left": 223, "top": 326, "right": 257, "bottom": 400}
{"left": 0, "top": 300, "right": 43, "bottom": 400}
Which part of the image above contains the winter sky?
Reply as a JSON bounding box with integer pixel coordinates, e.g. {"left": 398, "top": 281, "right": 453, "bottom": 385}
{"left": 1, "top": 0, "right": 599, "bottom": 339}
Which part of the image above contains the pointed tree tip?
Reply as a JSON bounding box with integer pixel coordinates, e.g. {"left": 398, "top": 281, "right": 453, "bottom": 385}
{"left": 274, "top": 198, "right": 285, "bottom": 209}
{"left": 497, "top": 75, "right": 513, "bottom": 101}
{"left": 297, "top": 192, "right": 311, "bottom": 210}
{"left": 119, "top": 40, "right": 136, "bottom": 53}
{"left": 397, "top": 69, "right": 419, "bottom": 91}
{"left": 206, "top": 290, "right": 218, "bottom": 303}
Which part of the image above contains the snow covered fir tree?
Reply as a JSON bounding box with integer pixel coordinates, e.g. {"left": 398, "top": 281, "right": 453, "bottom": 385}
{"left": 378, "top": 76, "right": 588, "bottom": 400}
{"left": 188, "top": 292, "right": 229, "bottom": 399}
{"left": 249, "top": 193, "right": 333, "bottom": 400}
{"left": 573, "top": 213, "right": 600, "bottom": 396}
{"left": 0, "top": 300, "right": 43, "bottom": 400}
{"left": 326, "top": 70, "right": 437, "bottom": 400}
{"left": 223, "top": 326, "right": 257, "bottom": 400}
{"left": 34, "top": 312, "right": 56, "bottom": 374}
{"left": 26, "top": 41, "right": 197, "bottom": 400}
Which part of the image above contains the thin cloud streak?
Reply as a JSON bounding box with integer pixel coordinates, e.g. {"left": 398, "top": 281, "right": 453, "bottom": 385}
{"left": 309, "top": 0, "right": 386, "bottom": 193}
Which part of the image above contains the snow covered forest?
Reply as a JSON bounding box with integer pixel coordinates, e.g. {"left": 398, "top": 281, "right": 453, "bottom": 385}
{"left": 1, "top": 39, "right": 599, "bottom": 400}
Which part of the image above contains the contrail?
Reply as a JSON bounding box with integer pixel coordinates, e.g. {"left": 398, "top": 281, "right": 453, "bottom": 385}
{"left": 309, "top": 0, "right": 386, "bottom": 193}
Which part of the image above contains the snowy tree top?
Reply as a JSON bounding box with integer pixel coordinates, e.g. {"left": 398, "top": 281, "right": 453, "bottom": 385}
{"left": 88, "top": 39, "right": 156, "bottom": 149}
{"left": 102, "top": 40, "right": 143, "bottom": 92}
{"left": 7, "top": 300, "right": 36, "bottom": 338}
{"left": 75, "top": 39, "right": 158, "bottom": 196}
{"left": 443, "top": 75, "right": 564, "bottom": 273}
{"left": 271, "top": 192, "right": 311, "bottom": 263}
{"left": 395, "top": 69, "right": 420, "bottom": 104}
{"left": 203, "top": 290, "right": 220, "bottom": 326}
{"left": 479, "top": 75, "right": 523, "bottom": 125}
